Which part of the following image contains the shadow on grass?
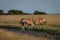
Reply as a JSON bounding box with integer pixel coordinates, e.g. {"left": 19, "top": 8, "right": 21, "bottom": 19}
{"left": 0, "top": 25, "right": 22, "bottom": 30}
{"left": 47, "top": 24, "right": 60, "bottom": 28}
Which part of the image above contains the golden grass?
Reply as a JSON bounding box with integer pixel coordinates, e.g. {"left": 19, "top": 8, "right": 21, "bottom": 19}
{"left": 0, "top": 15, "right": 60, "bottom": 31}
{"left": 0, "top": 15, "right": 60, "bottom": 40}
{"left": 0, "top": 15, "right": 60, "bottom": 26}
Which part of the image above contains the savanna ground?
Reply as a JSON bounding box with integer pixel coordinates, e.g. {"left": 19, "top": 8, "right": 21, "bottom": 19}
{"left": 0, "top": 15, "right": 60, "bottom": 40}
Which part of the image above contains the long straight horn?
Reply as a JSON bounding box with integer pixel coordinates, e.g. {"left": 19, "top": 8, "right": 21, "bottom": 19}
{"left": 32, "top": 14, "right": 36, "bottom": 25}
{"left": 32, "top": 14, "right": 34, "bottom": 21}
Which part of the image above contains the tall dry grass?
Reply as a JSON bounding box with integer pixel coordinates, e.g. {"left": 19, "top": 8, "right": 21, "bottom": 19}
{"left": 0, "top": 15, "right": 60, "bottom": 31}
{"left": 0, "top": 15, "right": 60, "bottom": 26}
{"left": 0, "top": 15, "right": 60, "bottom": 40}
{"left": 0, "top": 15, "right": 60, "bottom": 28}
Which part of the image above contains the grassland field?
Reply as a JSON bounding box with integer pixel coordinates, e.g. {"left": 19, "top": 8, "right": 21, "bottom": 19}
{"left": 0, "top": 15, "right": 60, "bottom": 40}
{"left": 0, "top": 15, "right": 60, "bottom": 26}
{"left": 0, "top": 15, "right": 60, "bottom": 30}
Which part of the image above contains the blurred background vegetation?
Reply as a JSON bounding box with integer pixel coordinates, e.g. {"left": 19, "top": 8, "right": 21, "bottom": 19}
{"left": 0, "top": 9, "right": 47, "bottom": 15}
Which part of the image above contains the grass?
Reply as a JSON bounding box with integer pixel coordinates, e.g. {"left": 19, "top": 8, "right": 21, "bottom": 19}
{"left": 30, "top": 27, "right": 60, "bottom": 35}
{"left": 0, "top": 29, "right": 50, "bottom": 40}
{"left": 0, "top": 25, "right": 60, "bottom": 40}
{"left": 0, "top": 25, "right": 60, "bottom": 35}
{"left": 0, "top": 15, "right": 60, "bottom": 40}
{"left": 0, "top": 15, "right": 60, "bottom": 34}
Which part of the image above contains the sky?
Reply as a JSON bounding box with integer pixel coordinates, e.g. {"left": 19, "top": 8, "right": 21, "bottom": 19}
{"left": 0, "top": 0, "right": 60, "bottom": 14}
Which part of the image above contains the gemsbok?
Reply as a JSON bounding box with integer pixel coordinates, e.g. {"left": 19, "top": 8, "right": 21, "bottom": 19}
{"left": 34, "top": 18, "right": 47, "bottom": 27}
{"left": 20, "top": 18, "right": 34, "bottom": 26}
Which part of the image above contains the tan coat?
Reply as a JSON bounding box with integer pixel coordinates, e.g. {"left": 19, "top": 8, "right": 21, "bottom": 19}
{"left": 34, "top": 18, "right": 47, "bottom": 25}
{"left": 20, "top": 18, "right": 34, "bottom": 26}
